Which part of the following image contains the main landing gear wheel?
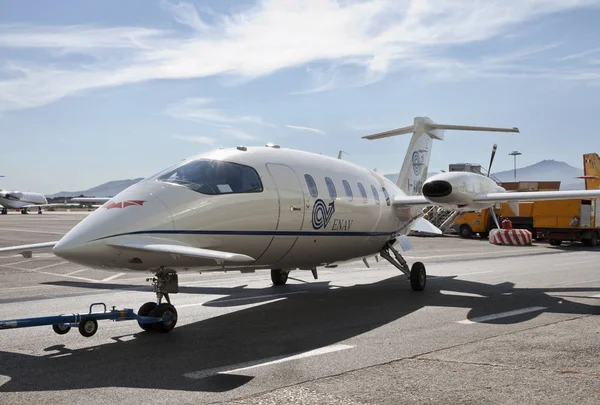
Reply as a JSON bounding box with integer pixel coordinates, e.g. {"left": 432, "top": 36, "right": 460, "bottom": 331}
{"left": 379, "top": 240, "right": 427, "bottom": 292}
{"left": 271, "top": 269, "right": 289, "bottom": 286}
{"left": 1, "top": 208, "right": 7, "bottom": 215}
{"left": 78, "top": 318, "right": 98, "bottom": 337}
{"left": 137, "top": 302, "right": 158, "bottom": 331}
{"left": 410, "top": 262, "right": 426, "bottom": 291}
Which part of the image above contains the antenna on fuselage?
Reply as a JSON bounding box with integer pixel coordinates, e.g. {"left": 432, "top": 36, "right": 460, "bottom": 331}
{"left": 337, "top": 150, "right": 349, "bottom": 159}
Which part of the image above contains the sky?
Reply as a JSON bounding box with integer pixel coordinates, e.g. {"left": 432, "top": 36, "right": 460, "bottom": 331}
{"left": 1, "top": 0, "right": 599, "bottom": 194}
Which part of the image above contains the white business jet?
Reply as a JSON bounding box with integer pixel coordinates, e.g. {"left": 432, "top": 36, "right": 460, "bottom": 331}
{"left": 70, "top": 197, "right": 112, "bottom": 207}
{"left": 3, "top": 117, "right": 600, "bottom": 334}
{"left": 0, "top": 189, "right": 50, "bottom": 215}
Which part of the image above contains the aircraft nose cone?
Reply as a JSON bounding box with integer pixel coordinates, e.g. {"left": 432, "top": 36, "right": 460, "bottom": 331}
{"left": 422, "top": 180, "right": 453, "bottom": 198}
{"left": 52, "top": 235, "right": 103, "bottom": 266}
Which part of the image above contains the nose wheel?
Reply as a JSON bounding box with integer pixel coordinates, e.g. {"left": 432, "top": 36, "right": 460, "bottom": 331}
{"left": 138, "top": 268, "right": 179, "bottom": 333}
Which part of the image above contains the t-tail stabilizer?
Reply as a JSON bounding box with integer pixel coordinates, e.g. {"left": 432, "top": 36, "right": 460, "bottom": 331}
{"left": 362, "top": 117, "right": 520, "bottom": 196}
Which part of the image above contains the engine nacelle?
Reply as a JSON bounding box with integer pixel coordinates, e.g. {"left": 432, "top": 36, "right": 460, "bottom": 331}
{"left": 422, "top": 172, "right": 504, "bottom": 211}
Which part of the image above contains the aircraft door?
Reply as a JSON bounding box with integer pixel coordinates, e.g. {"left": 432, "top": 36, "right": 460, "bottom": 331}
{"left": 255, "top": 164, "right": 305, "bottom": 265}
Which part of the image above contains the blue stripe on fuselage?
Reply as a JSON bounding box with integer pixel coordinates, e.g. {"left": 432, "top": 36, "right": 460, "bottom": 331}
{"left": 90, "top": 229, "right": 403, "bottom": 242}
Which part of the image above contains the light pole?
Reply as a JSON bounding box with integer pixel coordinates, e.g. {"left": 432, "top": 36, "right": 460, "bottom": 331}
{"left": 508, "top": 151, "right": 522, "bottom": 181}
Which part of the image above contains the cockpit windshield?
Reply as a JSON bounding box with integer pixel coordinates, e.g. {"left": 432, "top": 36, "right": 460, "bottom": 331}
{"left": 157, "top": 159, "right": 263, "bottom": 195}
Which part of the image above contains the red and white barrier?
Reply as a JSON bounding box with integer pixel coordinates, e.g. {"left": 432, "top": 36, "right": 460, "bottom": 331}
{"left": 489, "top": 229, "right": 532, "bottom": 246}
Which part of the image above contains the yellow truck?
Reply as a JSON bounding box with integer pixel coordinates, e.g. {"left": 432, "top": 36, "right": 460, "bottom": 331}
{"left": 533, "top": 199, "right": 600, "bottom": 246}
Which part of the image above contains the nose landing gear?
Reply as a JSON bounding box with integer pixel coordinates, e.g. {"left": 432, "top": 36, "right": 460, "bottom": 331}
{"left": 138, "top": 268, "right": 179, "bottom": 333}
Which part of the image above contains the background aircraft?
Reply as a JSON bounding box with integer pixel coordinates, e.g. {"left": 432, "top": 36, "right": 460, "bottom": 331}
{"left": 70, "top": 197, "right": 111, "bottom": 207}
{"left": 0, "top": 189, "right": 50, "bottom": 215}
{"left": 2, "top": 116, "right": 600, "bottom": 334}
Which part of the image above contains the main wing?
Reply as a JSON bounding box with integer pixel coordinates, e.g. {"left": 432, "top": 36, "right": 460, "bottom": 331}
{"left": 392, "top": 189, "right": 600, "bottom": 208}
{"left": 0, "top": 241, "right": 58, "bottom": 258}
{"left": 472, "top": 189, "right": 600, "bottom": 203}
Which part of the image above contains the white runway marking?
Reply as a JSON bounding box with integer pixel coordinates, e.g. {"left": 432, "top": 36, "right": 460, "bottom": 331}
{"left": 178, "top": 291, "right": 307, "bottom": 308}
{"left": 183, "top": 344, "right": 354, "bottom": 379}
{"left": 456, "top": 306, "right": 547, "bottom": 324}
{"left": 101, "top": 272, "right": 126, "bottom": 282}
{"left": 0, "top": 227, "right": 64, "bottom": 235}
{"left": 5, "top": 261, "right": 100, "bottom": 282}
{"left": 454, "top": 271, "right": 495, "bottom": 277}
{"left": 64, "top": 269, "right": 88, "bottom": 276}
{"left": 0, "top": 374, "right": 10, "bottom": 388}
{"left": 440, "top": 290, "right": 486, "bottom": 298}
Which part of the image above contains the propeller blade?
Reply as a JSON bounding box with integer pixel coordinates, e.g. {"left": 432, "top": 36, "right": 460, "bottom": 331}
{"left": 487, "top": 144, "right": 497, "bottom": 178}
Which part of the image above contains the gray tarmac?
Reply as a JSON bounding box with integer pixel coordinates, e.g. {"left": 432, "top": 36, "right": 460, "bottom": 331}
{"left": 0, "top": 212, "right": 598, "bottom": 404}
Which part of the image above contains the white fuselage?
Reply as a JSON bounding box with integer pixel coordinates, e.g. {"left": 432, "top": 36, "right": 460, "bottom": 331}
{"left": 52, "top": 147, "right": 423, "bottom": 273}
{"left": 0, "top": 191, "right": 48, "bottom": 209}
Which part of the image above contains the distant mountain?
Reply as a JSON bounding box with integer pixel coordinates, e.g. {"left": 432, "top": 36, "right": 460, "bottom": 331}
{"left": 48, "top": 178, "right": 144, "bottom": 198}
{"left": 384, "top": 160, "right": 584, "bottom": 190}
{"left": 492, "top": 160, "right": 583, "bottom": 190}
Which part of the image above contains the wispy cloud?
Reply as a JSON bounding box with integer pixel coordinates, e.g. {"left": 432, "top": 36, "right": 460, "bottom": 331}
{"left": 164, "top": 98, "right": 274, "bottom": 127}
{"left": 172, "top": 135, "right": 217, "bottom": 145}
{"left": 1, "top": 0, "right": 600, "bottom": 110}
{"left": 557, "top": 48, "right": 600, "bottom": 61}
{"left": 220, "top": 127, "right": 257, "bottom": 140}
{"left": 285, "top": 125, "right": 326, "bottom": 135}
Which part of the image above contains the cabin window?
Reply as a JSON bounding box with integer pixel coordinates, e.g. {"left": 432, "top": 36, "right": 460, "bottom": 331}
{"left": 371, "top": 185, "right": 380, "bottom": 205}
{"left": 382, "top": 187, "right": 391, "bottom": 206}
{"left": 357, "top": 182, "right": 368, "bottom": 203}
{"left": 157, "top": 159, "right": 263, "bottom": 195}
{"left": 342, "top": 180, "right": 353, "bottom": 201}
{"left": 305, "top": 174, "right": 318, "bottom": 198}
{"left": 325, "top": 177, "right": 337, "bottom": 199}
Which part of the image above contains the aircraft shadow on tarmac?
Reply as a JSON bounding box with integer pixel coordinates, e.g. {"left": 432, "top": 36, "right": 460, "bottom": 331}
{"left": 0, "top": 275, "right": 598, "bottom": 393}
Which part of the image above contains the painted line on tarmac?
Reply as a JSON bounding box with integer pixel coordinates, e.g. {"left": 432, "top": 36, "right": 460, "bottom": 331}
{"left": 178, "top": 291, "right": 307, "bottom": 308}
{"left": 454, "top": 270, "right": 495, "bottom": 277}
{"left": 5, "top": 261, "right": 100, "bottom": 282}
{"left": 0, "top": 374, "right": 10, "bottom": 388}
{"left": 440, "top": 290, "right": 486, "bottom": 298}
{"left": 101, "top": 272, "right": 126, "bottom": 282}
{"left": 0, "top": 227, "right": 65, "bottom": 235}
{"left": 456, "top": 306, "right": 547, "bottom": 324}
{"left": 183, "top": 344, "right": 354, "bottom": 380}
{"left": 64, "top": 269, "right": 88, "bottom": 276}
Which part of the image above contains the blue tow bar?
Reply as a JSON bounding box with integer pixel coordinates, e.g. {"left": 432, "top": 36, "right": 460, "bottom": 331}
{"left": 0, "top": 303, "right": 169, "bottom": 337}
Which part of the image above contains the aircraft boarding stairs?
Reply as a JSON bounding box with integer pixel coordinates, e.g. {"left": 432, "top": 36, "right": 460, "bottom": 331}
{"left": 423, "top": 206, "right": 459, "bottom": 234}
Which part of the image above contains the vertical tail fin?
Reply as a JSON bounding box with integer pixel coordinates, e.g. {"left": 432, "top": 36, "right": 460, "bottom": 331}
{"left": 582, "top": 153, "right": 600, "bottom": 190}
{"left": 362, "top": 117, "right": 519, "bottom": 195}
